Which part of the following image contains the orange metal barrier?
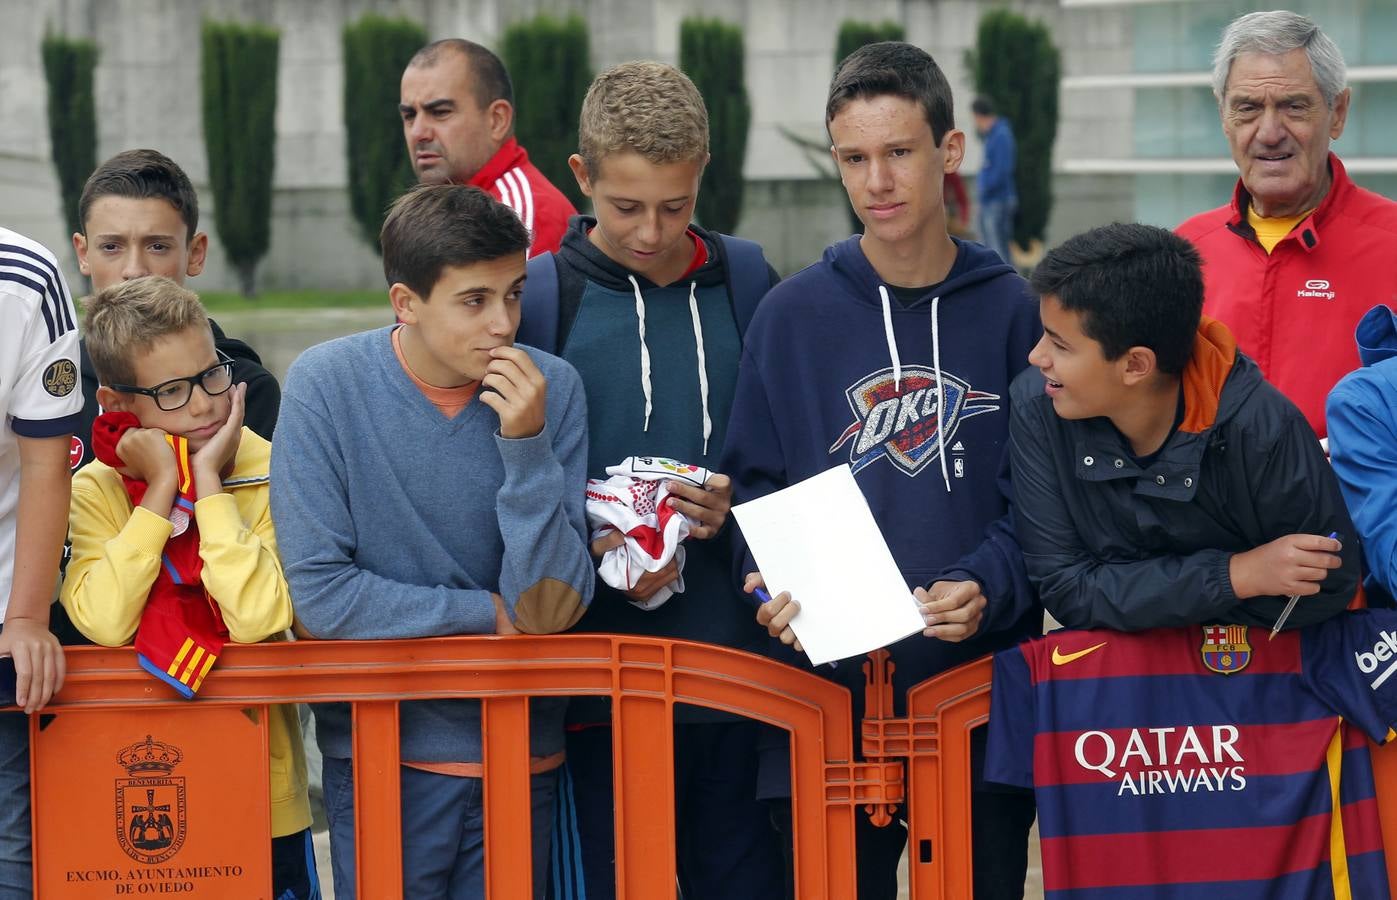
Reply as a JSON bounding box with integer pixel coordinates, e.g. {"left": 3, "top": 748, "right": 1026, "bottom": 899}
{"left": 32, "top": 635, "right": 861, "bottom": 899}
{"left": 31, "top": 639, "right": 1397, "bottom": 897}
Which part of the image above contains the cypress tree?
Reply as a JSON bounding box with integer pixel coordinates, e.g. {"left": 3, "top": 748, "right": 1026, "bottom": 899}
{"left": 502, "top": 15, "right": 591, "bottom": 210}
{"left": 201, "top": 20, "right": 280, "bottom": 296}
{"left": 41, "top": 33, "right": 99, "bottom": 238}
{"left": 966, "top": 10, "right": 1061, "bottom": 252}
{"left": 679, "top": 17, "right": 751, "bottom": 235}
{"left": 835, "top": 20, "right": 905, "bottom": 69}
{"left": 343, "top": 14, "right": 425, "bottom": 253}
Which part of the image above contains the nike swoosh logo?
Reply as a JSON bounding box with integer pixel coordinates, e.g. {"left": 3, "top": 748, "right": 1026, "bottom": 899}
{"left": 1051, "top": 641, "right": 1108, "bottom": 666}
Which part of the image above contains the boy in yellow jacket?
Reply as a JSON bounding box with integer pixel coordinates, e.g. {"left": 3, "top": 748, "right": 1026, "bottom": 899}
{"left": 60, "top": 276, "right": 317, "bottom": 898}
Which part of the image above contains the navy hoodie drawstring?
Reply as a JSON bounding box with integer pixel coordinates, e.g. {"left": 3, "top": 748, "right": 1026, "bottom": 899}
{"left": 878, "top": 286, "right": 951, "bottom": 492}
{"left": 629, "top": 275, "right": 711, "bottom": 454}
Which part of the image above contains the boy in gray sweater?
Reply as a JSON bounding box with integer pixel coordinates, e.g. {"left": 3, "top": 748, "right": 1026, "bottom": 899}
{"left": 270, "top": 184, "right": 594, "bottom": 899}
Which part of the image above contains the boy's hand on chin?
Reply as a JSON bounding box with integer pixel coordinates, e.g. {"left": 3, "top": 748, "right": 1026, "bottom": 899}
{"left": 192, "top": 382, "right": 246, "bottom": 479}
{"left": 481, "top": 347, "right": 547, "bottom": 439}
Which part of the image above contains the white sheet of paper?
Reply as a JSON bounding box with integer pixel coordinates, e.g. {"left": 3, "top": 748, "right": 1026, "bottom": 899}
{"left": 732, "top": 464, "right": 925, "bottom": 665}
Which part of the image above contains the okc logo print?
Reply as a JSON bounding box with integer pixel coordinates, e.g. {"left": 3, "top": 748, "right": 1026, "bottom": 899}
{"left": 828, "top": 366, "right": 1000, "bottom": 476}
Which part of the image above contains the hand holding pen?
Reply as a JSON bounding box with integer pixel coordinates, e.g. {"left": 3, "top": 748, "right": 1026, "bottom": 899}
{"left": 745, "top": 572, "right": 803, "bottom": 653}
{"left": 1270, "top": 531, "right": 1342, "bottom": 637}
{"left": 1228, "top": 531, "right": 1343, "bottom": 618}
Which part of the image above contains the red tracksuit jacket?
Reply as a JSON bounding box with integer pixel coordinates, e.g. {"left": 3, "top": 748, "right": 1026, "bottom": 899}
{"left": 469, "top": 137, "right": 577, "bottom": 258}
{"left": 1177, "top": 153, "right": 1397, "bottom": 438}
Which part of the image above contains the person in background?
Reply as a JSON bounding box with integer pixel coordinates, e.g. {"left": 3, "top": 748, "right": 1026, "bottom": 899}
{"left": 971, "top": 96, "right": 1017, "bottom": 266}
{"left": 400, "top": 39, "right": 577, "bottom": 257}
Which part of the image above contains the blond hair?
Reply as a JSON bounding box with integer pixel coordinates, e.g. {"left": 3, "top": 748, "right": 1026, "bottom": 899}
{"left": 578, "top": 61, "right": 709, "bottom": 174}
{"left": 84, "top": 276, "right": 210, "bottom": 386}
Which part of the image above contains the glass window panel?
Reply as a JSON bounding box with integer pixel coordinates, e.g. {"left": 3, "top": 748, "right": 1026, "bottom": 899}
{"left": 1134, "top": 87, "right": 1229, "bottom": 158}
{"left": 1349, "top": 83, "right": 1397, "bottom": 157}
{"left": 1135, "top": 173, "right": 1239, "bottom": 228}
{"left": 1357, "top": 0, "right": 1397, "bottom": 66}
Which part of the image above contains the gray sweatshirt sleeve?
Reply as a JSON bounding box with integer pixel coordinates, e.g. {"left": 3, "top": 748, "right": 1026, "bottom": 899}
{"left": 494, "top": 364, "right": 594, "bottom": 633}
{"left": 271, "top": 390, "right": 498, "bottom": 640}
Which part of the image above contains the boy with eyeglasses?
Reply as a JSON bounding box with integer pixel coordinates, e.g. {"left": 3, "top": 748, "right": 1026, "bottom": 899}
{"left": 60, "top": 275, "right": 318, "bottom": 899}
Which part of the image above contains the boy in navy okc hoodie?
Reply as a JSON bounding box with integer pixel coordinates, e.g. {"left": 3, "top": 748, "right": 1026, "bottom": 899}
{"left": 515, "top": 63, "right": 784, "bottom": 900}
{"left": 721, "top": 43, "right": 1039, "bottom": 899}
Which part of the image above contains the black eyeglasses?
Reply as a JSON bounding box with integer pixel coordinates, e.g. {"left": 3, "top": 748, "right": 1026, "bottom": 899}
{"left": 109, "top": 356, "right": 236, "bottom": 411}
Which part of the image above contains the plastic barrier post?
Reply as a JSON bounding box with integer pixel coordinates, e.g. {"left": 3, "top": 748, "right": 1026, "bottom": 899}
{"left": 613, "top": 639, "right": 679, "bottom": 898}
{"left": 859, "top": 656, "right": 991, "bottom": 900}
{"left": 907, "top": 660, "right": 990, "bottom": 900}
{"left": 483, "top": 695, "right": 534, "bottom": 900}
{"left": 352, "top": 700, "right": 402, "bottom": 899}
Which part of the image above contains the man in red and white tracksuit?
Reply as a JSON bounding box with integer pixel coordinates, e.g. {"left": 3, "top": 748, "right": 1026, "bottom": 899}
{"left": 1176, "top": 11, "right": 1397, "bottom": 438}
{"left": 401, "top": 38, "right": 576, "bottom": 256}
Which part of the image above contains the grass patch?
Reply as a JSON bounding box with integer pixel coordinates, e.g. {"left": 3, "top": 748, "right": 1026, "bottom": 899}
{"left": 197, "top": 289, "right": 386, "bottom": 312}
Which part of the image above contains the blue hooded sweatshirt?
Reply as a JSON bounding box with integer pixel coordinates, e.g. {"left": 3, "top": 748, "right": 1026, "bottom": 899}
{"left": 1327, "top": 304, "right": 1397, "bottom": 608}
{"left": 979, "top": 117, "right": 1018, "bottom": 205}
{"left": 721, "top": 235, "right": 1042, "bottom": 719}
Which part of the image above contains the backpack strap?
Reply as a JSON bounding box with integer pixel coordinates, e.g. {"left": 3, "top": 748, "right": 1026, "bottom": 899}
{"left": 517, "top": 252, "right": 561, "bottom": 353}
{"left": 718, "top": 234, "right": 771, "bottom": 339}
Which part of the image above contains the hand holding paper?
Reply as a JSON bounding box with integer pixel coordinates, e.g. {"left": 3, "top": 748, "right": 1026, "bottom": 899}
{"left": 732, "top": 465, "right": 925, "bottom": 665}
{"left": 916, "top": 580, "right": 987, "bottom": 642}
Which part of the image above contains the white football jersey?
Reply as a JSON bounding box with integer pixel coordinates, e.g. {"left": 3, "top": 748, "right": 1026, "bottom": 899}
{"left": 0, "top": 227, "right": 82, "bottom": 622}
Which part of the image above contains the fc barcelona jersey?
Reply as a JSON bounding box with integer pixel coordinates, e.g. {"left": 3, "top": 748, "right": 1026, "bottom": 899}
{"left": 987, "top": 611, "right": 1397, "bottom": 899}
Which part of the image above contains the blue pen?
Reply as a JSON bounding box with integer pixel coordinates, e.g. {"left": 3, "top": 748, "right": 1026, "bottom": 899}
{"left": 1270, "top": 531, "right": 1341, "bottom": 638}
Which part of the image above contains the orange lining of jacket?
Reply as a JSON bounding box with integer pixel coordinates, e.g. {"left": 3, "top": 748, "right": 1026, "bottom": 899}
{"left": 1179, "top": 316, "right": 1237, "bottom": 435}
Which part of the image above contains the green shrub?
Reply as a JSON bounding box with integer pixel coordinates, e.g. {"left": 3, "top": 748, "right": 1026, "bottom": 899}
{"left": 680, "top": 17, "right": 751, "bottom": 235}
{"left": 201, "top": 20, "right": 280, "bottom": 296}
{"left": 502, "top": 15, "right": 591, "bottom": 210}
{"left": 966, "top": 10, "right": 1061, "bottom": 250}
{"left": 836, "top": 20, "right": 905, "bottom": 69}
{"left": 41, "top": 34, "right": 99, "bottom": 238}
{"left": 343, "top": 14, "right": 425, "bottom": 253}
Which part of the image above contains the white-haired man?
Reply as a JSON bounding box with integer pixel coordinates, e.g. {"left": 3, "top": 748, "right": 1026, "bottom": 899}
{"left": 1177, "top": 10, "right": 1397, "bottom": 439}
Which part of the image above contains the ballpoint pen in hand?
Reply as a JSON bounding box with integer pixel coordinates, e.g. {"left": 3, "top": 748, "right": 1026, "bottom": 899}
{"left": 1270, "top": 592, "right": 1302, "bottom": 640}
{"left": 1270, "top": 531, "right": 1340, "bottom": 638}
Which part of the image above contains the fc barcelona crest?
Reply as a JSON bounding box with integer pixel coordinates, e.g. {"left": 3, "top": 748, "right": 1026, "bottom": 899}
{"left": 1201, "top": 624, "right": 1252, "bottom": 675}
{"left": 115, "top": 735, "right": 187, "bottom": 863}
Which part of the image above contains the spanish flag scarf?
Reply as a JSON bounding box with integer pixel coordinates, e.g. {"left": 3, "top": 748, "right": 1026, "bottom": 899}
{"left": 91, "top": 411, "right": 229, "bottom": 698}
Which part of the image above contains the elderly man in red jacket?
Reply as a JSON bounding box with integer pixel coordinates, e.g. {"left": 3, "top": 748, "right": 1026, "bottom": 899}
{"left": 1177, "top": 10, "right": 1397, "bottom": 439}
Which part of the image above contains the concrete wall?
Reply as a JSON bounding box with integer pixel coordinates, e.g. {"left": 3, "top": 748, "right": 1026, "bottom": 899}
{"left": 4, "top": 0, "right": 1120, "bottom": 291}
